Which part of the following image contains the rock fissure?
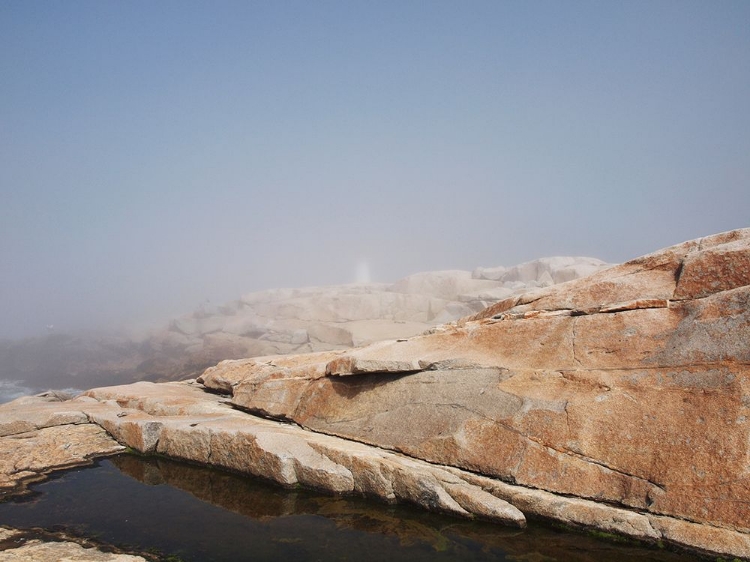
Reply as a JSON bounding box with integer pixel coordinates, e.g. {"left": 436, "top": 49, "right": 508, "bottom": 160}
{"left": 231, "top": 403, "right": 297, "bottom": 424}
{"left": 494, "top": 300, "right": 676, "bottom": 321}
{"left": 563, "top": 400, "right": 572, "bottom": 436}
{"left": 206, "top": 429, "right": 214, "bottom": 463}
{"left": 558, "top": 370, "right": 611, "bottom": 391}
{"left": 571, "top": 317, "right": 583, "bottom": 367}
{"left": 515, "top": 432, "right": 668, "bottom": 497}
{"left": 295, "top": 395, "right": 667, "bottom": 507}
{"left": 561, "top": 360, "right": 750, "bottom": 374}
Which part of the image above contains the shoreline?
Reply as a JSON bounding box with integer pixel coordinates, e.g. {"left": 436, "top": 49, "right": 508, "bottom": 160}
{"left": 1, "top": 381, "right": 748, "bottom": 560}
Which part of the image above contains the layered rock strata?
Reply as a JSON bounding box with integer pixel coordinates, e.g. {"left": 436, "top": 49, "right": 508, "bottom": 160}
{"left": 0, "top": 384, "right": 525, "bottom": 526}
{"left": 197, "top": 228, "right": 750, "bottom": 558}
{"left": 1, "top": 229, "right": 748, "bottom": 559}
{"left": 2, "top": 377, "right": 750, "bottom": 559}
{"left": 5, "top": 381, "right": 749, "bottom": 558}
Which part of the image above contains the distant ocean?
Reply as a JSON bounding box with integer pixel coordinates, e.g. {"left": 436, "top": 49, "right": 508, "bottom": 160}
{"left": 0, "top": 378, "right": 82, "bottom": 404}
{"left": 0, "top": 379, "right": 35, "bottom": 404}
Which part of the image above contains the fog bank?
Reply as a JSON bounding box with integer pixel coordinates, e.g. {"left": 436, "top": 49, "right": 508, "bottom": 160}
{"left": 2, "top": 1, "right": 749, "bottom": 340}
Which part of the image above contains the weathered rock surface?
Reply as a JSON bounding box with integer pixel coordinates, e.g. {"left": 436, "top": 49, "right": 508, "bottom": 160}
{"left": 0, "top": 393, "right": 125, "bottom": 491}
{"left": 195, "top": 228, "right": 750, "bottom": 558}
{"left": 84, "top": 381, "right": 527, "bottom": 527}
{"left": 2, "top": 375, "right": 749, "bottom": 559}
{"left": 0, "top": 527, "right": 146, "bottom": 561}
{"left": 0, "top": 383, "right": 525, "bottom": 528}
{"left": 2, "top": 230, "right": 749, "bottom": 559}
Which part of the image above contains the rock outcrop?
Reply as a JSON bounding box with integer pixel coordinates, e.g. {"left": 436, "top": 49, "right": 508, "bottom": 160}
{"left": 197, "top": 228, "right": 750, "bottom": 558}
{"left": 0, "top": 384, "right": 526, "bottom": 528}
{"left": 0, "top": 528, "right": 146, "bottom": 561}
{"left": 1, "top": 230, "right": 749, "bottom": 559}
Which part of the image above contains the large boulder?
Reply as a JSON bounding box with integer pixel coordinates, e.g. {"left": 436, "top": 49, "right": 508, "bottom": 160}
{"left": 200, "top": 228, "right": 750, "bottom": 548}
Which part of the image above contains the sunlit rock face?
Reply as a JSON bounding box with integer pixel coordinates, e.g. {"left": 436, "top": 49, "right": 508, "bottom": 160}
{"left": 200, "top": 228, "right": 750, "bottom": 536}
{"left": 3, "top": 230, "right": 749, "bottom": 560}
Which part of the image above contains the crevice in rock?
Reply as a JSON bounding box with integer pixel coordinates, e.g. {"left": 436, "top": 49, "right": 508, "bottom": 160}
{"left": 227, "top": 402, "right": 301, "bottom": 426}
{"left": 201, "top": 385, "right": 233, "bottom": 398}
{"left": 419, "top": 359, "right": 492, "bottom": 371}
{"left": 672, "top": 258, "right": 686, "bottom": 299}
{"left": 331, "top": 368, "right": 424, "bottom": 379}
{"left": 206, "top": 429, "right": 213, "bottom": 464}
{"left": 491, "top": 309, "right": 574, "bottom": 320}
{"left": 558, "top": 370, "right": 611, "bottom": 391}
{"left": 490, "top": 299, "right": 674, "bottom": 322}
{"left": 538, "top": 437, "right": 667, "bottom": 495}
{"left": 569, "top": 308, "right": 593, "bottom": 316}
{"left": 572, "top": 318, "right": 583, "bottom": 367}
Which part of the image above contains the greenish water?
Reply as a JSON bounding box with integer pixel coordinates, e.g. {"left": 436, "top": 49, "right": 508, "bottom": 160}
{"left": 0, "top": 455, "right": 704, "bottom": 562}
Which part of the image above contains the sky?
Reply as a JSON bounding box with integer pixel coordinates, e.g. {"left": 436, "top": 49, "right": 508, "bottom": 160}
{"left": 1, "top": 1, "right": 749, "bottom": 339}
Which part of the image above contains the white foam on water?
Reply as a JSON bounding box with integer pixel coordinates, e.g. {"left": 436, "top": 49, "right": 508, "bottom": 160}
{"left": 0, "top": 379, "right": 35, "bottom": 404}
{"left": 0, "top": 379, "right": 83, "bottom": 404}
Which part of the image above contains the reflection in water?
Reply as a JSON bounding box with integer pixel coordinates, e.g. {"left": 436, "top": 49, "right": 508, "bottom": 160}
{"left": 0, "top": 455, "right": 700, "bottom": 562}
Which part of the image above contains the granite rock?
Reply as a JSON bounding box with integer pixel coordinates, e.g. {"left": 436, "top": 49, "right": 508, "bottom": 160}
{"left": 199, "top": 228, "right": 750, "bottom": 555}
{"left": 3, "top": 231, "right": 749, "bottom": 559}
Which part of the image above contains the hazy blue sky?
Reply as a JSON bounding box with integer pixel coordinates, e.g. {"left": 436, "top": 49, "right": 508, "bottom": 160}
{"left": 1, "top": 1, "right": 749, "bottom": 339}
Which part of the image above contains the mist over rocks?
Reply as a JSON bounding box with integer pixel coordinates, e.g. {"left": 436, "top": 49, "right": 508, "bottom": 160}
{"left": 149, "top": 256, "right": 611, "bottom": 377}
{"left": 0, "top": 256, "right": 611, "bottom": 398}
{"left": 0, "top": 334, "right": 145, "bottom": 400}
{"left": 1, "top": 229, "right": 750, "bottom": 559}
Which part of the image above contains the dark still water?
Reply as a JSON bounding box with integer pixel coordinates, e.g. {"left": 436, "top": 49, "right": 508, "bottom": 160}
{"left": 0, "top": 455, "right": 702, "bottom": 562}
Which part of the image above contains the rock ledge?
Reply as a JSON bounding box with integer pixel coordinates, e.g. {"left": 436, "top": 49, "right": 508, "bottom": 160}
{"left": 2, "top": 228, "right": 749, "bottom": 560}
